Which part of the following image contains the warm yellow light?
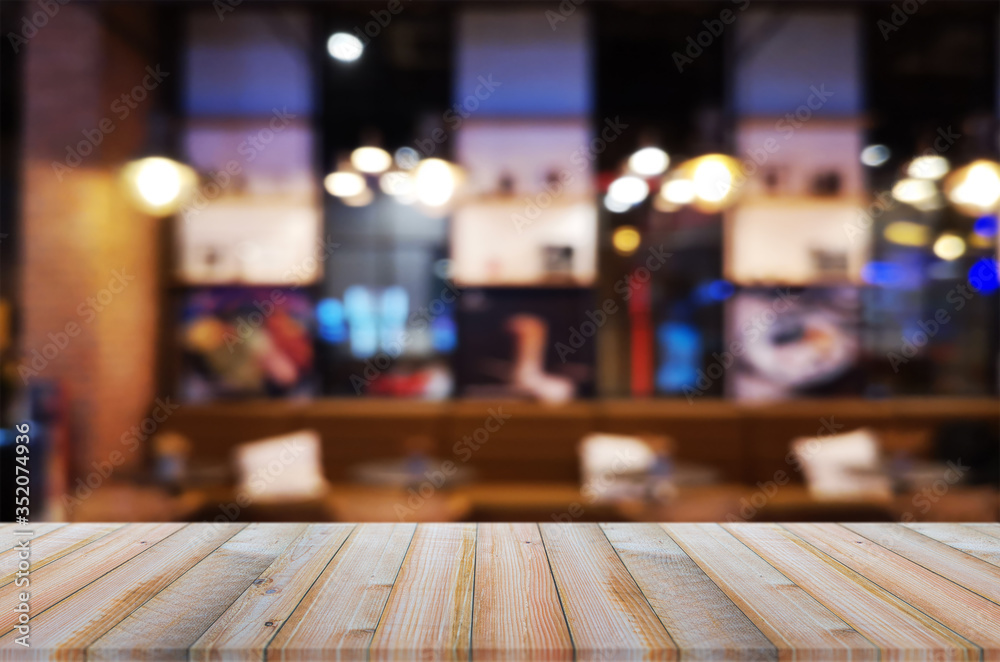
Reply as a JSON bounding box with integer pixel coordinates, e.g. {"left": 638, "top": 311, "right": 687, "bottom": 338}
{"left": 907, "top": 155, "right": 949, "bottom": 180}
{"left": 660, "top": 178, "right": 695, "bottom": 204}
{"left": 694, "top": 159, "right": 732, "bottom": 203}
{"left": 933, "top": 233, "right": 966, "bottom": 261}
{"left": 677, "top": 154, "right": 741, "bottom": 212}
{"left": 969, "top": 231, "right": 993, "bottom": 249}
{"left": 413, "top": 159, "right": 457, "bottom": 207}
{"left": 612, "top": 226, "right": 641, "bottom": 255}
{"left": 351, "top": 147, "right": 392, "bottom": 174}
{"left": 892, "top": 178, "right": 937, "bottom": 205}
{"left": 122, "top": 157, "right": 196, "bottom": 216}
{"left": 946, "top": 160, "right": 1000, "bottom": 216}
{"left": 324, "top": 171, "right": 366, "bottom": 198}
{"left": 883, "top": 221, "right": 929, "bottom": 247}
{"left": 628, "top": 147, "right": 669, "bottom": 177}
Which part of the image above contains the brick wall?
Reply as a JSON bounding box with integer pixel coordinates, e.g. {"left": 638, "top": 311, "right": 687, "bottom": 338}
{"left": 20, "top": 5, "right": 160, "bottom": 491}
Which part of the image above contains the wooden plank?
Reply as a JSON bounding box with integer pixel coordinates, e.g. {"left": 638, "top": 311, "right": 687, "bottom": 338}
{"left": 845, "top": 523, "right": 1000, "bottom": 602}
{"left": 539, "top": 522, "right": 675, "bottom": 661}
{"left": 662, "top": 523, "right": 877, "bottom": 662}
{"left": 602, "top": 522, "right": 776, "bottom": 662}
{"left": 369, "top": 523, "right": 476, "bottom": 661}
{"left": 470, "top": 523, "right": 573, "bottom": 661}
{"left": 726, "top": 523, "right": 977, "bottom": 661}
{"left": 784, "top": 523, "right": 1000, "bottom": 659}
{"left": 904, "top": 523, "right": 1000, "bottom": 567}
{"left": 0, "top": 523, "right": 244, "bottom": 659}
{"left": 87, "top": 523, "right": 308, "bottom": 661}
{"left": 266, "top": 523, "right": 416, "bottom": 661}
{"left": 965, "top": 523, "right": 1000, "bottom": 539}
{"left": 0, "top": 523, "right": 122, "bottom": 588}
{"left": 0, "top": 522, "right": 185, "bottom": 635}
{"left": 190, "top": 523, "right": 355, "bottom": 662}
{"left": 0, "top": 523, "right": 68, "bottom": 550}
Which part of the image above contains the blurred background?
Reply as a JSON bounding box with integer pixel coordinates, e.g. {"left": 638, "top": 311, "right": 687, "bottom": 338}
{"left": 1, "top": 0, "right": 998, "bottom": 524}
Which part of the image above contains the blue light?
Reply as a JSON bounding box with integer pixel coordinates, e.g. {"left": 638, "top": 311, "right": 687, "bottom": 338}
{"left": 694, "top": 279, "right": 735, "bottom": 304}
{"left": 862, "top": 261, "right": 908, "bottom": 287}
{"left": 431, "top": 314, "right": 457, "bottom": 353}
{"left": 316, "top": 298, "right": 347, "bottom": 343}
{"left": 973, "top": 216, "right": 998, "bottom": 238}
{"left": 379, "top": 286, "right": 409, "bottom": 352}
{"left": 350, "top": 322, "right": 378, "bottom": 359}
{"left": 655, "top": 322, "right": 702, "bottom": 392}
{"left": 344, "top": 285, "right": 374, "bottom": 319}
{"left": 968, "top": 258, "right": 999, "bottom": 294}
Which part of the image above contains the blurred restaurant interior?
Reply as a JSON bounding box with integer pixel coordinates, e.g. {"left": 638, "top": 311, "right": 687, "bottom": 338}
{"left": 0, "top": 0, "right": 998, "bottom": 524}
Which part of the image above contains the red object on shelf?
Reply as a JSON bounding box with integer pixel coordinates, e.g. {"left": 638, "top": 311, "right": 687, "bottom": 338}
{"left": 628, "top": 271, "right": 654, "bottom": 397}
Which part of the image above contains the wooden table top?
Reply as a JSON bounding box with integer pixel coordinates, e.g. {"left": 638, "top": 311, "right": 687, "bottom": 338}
{"left": 2, "top": 522, "right": 999, "bottom": 660}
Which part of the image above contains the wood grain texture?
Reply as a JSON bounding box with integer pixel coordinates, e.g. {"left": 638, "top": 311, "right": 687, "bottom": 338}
{"left": 964, "top": 523, "right": 1000, "bottom": 539}
{"left": 0, "top": 523, "right": 121, "bottom": 588}
{"left": 662, "top": 523, "right": 877, "bottom": 662}
{"left": 784, "top": 523, "right": 1000, "bottom": 660}
{"left": 87, "top": 523, "right": 308, "bottom": 661}
{"left": 0, "top": 524, "right": 67, "bottom": 551}
{"left": 845, "top": 523, "right": 1000, "bottom": 602}
{"left": 726, "top": 523, "right": 977, "bottom": 662}
{"left": 0, "top": 522, "right": 185, "bottom": 635}
{"left": 601, "top": 522, "right": 775, "bottom": 662}
{"left": 471, "top": 523, "right": 572, "bottom": 661}
{"left": 904, "top": 523, "right": 1000, "bottom": 566}
{"left": 190, "top": 523, "right": 355, "bottom": 662}
{"left": 369, "top": 523, "right": 477, "bottom": 661}
{"left": 0, "top": 522, "right": 997, "bottom": 661}
{"left": 0, "top": 523, "right": 243, "bottom": 660}
{"left": 266, "top": 522, "right": 415, "bottom": 661}
{"left": 539, "top": 523, "right": 676, "bottom": 661}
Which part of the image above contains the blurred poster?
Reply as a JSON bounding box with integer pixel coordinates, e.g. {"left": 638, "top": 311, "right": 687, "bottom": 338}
{"left": 455, "top": 288, "right": 595, "bottom": 401}
{"left": 725, "top": 287, "right": 862, "bottom": 399}
{"left": 179, "top": 287, "right": 316, "bottom": 401}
